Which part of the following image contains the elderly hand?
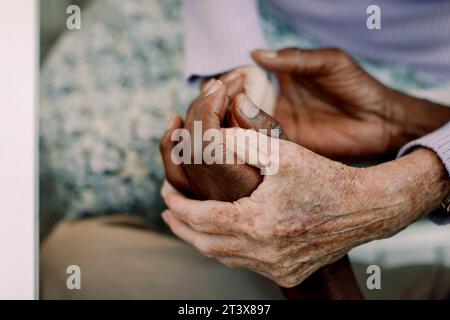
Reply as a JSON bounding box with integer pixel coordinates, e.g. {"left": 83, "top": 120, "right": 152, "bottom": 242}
{"left": 162, "top": 128, "right": 449, "bottom": 287}
{"left": 252, "top": 48, "right": 450, "bottom": 160}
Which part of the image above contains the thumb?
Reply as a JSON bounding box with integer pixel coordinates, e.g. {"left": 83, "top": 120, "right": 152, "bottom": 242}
{"left": 187, "top": 79, "right": 228, "bottom": 131}
{"left": 231, "top": 94, "right": 287, "bottom": 140}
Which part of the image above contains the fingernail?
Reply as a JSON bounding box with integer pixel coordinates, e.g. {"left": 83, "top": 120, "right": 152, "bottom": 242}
{"left": 204, "top": 79, "right": 222, "bottom": 97}
{"left": 256, "top": 49, "right": 277, "bottom": 59}
{"left": 238, "top": 95, "right": 260, "bottom": 119}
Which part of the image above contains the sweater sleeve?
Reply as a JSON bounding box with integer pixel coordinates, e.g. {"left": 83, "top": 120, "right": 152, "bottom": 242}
{"left": 182, "top": 0, "right": 267, "bottom": 82}
{"left": 398, "top": 121, "right": 450, "bottom": 224}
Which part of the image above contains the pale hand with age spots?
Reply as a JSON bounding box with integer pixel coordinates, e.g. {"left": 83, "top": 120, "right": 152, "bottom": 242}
{"left": 161, "top": 129, "right": 449, "bottom": 287}
{"left": 161, "top": 132, "right": 360, "bottom": 288}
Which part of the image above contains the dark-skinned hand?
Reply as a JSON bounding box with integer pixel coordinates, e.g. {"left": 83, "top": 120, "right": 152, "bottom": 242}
{"left": 252, "top": 48, "right": 450, "bottom": 160}
{"left": 160, "top": 73, "right": 285, "bottom": 202}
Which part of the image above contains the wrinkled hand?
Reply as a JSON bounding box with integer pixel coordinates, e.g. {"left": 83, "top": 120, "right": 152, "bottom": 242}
{"left": 161, "top": 132, "right": 370, "bottom": 287}
{"left": 160, "top": 74, "right": 362, "bottom": 292}
{"left": 161, "top": 130, "right": 447, "bottom": 288}
{"left": 252, "top": 48, "right": 408, "bottom": 160}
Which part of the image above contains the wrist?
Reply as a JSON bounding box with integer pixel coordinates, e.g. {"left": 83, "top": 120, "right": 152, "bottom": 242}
{"left": 386, "top": 89, "right": 450, "bottom": 151}
{"left": 362, "top": 148, "right": 449, "bottom": 237}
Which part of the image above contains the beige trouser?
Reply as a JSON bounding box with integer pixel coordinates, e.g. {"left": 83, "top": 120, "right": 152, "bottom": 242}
{"left": 40, "top": 215, "right": 285, "bottom": 299}
{"left": 40, "top": 215, "right": 450, "bottom": 300}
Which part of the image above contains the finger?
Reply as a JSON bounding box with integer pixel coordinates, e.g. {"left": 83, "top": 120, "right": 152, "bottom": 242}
{"left": 231, "top": 94, "right": 287, "bottom": 140}
{"left": 218, "top": 256, "right": 283, "bottom": 285}
{"left": 226, "top": 108, "right": 240, "bottom": 127}
{"left": 252, "top": 47, "right": 350, "bottom": 76}
{"left": 219, "top": 70, "right": 244, "bottom": 127}
{"left": 160, "top": 179, "right": 181, "bottom": 200}
{"left": 159, "top": 115, "right": 191, "bottom": 194}
{"left": 218, "top": 71, "right": 245, "bottom": 99}
{"left": 199, "top": 71, "right": 245, "bottom": 98}
{"left": 218, "top": 256, "right": 268, "bottom": 272}
{"left": 237, "top": 66, "right": 277, "bottom": 116}
{"left": 162, "top": 210, "right": 241, "bottom": 257}
{"left": 273, "top": 78, "right": 298, "bottom": 142}
{"left": 222, "top": 127, "right": 304, "bottom": 176}
{"left": 188, "top": 79, "right": 228, "bottom": 131}
{"left": 222, "top": 128, "right": 272, "bottom": 171}
{"left": 162, "top": 183, "right": 239, "bottom": 235}
{"left": 163, "top": 190, "right": 245, "bottom": 234}
{"left": 199, "top": 78, "right": 210, "bottom": 92}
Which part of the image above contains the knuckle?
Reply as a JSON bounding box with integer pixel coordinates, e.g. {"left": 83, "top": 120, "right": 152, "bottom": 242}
{"left": 275, "top": 277, "right": 295, "bottom": 288}
{"left": 327, "top": 47, "right": 346, "bottom": 58}
{"left": 276, "top": 277, "right": 295, "bottom": 288}
{"left": 327, "top": 48, "right": 353, "bottom": 66}
{"left": 288, "top": 270, "right": 310, "bottom": 287}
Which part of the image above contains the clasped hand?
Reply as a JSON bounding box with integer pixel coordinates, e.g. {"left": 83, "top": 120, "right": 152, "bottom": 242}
{"left": 159, "top": 48, "right": 448, "bottom": 287}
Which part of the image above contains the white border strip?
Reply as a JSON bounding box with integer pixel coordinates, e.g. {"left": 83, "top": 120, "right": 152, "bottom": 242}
{"left": 0, "top": 0, "right": 37, "bottom": 300}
